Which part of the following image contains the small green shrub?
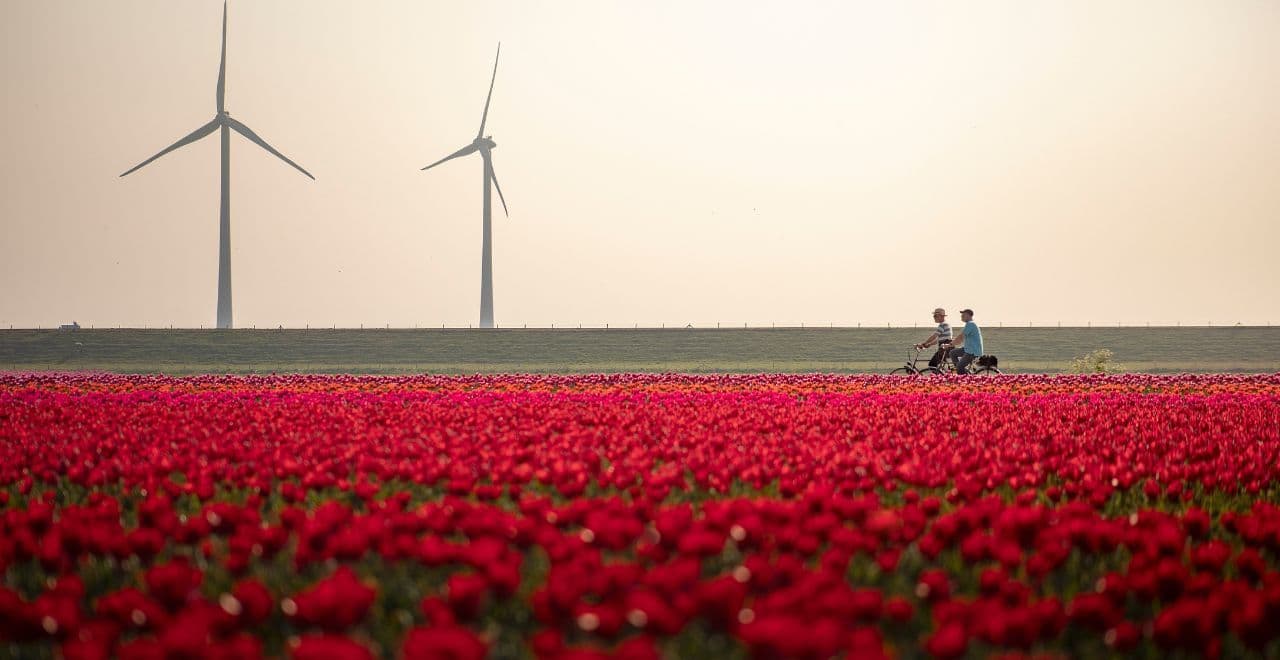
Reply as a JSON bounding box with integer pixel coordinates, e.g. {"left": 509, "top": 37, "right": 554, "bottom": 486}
{"left": 1067, "top": 348, "right": 1126, "bottom": 374}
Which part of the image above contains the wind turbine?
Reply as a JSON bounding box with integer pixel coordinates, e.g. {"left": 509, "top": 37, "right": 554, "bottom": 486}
{"left": 422, "top": 43, "right": 509, "bottom": 330}
{"left": 120, "top": 2, "right": 314, "bottom": 330}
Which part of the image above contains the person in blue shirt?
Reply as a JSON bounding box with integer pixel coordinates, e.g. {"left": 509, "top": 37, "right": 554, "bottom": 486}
{"left": 950, "top": 308, "right": 984, "bottom": 375}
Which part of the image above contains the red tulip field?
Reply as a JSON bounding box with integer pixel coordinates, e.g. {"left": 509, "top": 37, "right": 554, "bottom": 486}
{"left": 2, "top": 373, "right": 1279, "bottom": 659}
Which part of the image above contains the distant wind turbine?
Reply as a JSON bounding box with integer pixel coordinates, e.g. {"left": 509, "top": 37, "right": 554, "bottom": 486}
{"left": 119, "top": 2, "right": 314, "bottom": 330}
{"left": 422, "top": 44, "right": 509, "bottom": 330}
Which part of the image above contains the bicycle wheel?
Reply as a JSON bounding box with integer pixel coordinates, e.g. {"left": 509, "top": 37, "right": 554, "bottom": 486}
{"left": 888, "top": 367, "right": 919, "bottom": 376}
{"left": 918, "top": 367, "right": 943, "bottom": 376}
{"left": 972, "top": 367, "right": 1002, "bottom": 376}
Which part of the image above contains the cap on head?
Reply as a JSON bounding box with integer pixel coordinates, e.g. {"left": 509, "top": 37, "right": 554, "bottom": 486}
{"left": 933, "top": 308, "right": 946, "bottom": 315}
{"left": 960, "top": 309, "right": 974, "bottom": 316}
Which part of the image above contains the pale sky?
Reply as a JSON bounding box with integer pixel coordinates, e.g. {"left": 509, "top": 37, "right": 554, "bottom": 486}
{"left": 2, "top": 1, "right": 1278, "bottom": 328}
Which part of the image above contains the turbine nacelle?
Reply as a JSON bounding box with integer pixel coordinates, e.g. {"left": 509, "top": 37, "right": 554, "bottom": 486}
{"left": 474, "top": 136, "right": 497, "bottom": 151}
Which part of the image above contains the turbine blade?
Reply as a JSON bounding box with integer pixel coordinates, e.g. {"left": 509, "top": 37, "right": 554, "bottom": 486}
{"left": 421, "top": 144, "right": 477, "bottom": 171}
{"left": 225, "top": 117, "right": 315, "bottom": 180}
{"left": 119, "top": 117, "right": 221, "bottom": 177}
{"left": 476, "top": 43, "right": 500, "bottom": 138}
{"left": 490, "top": 164, "right": 509, "bottom": 217}
{"left": 216, "top": 1, "right": 227, "bottom": 112}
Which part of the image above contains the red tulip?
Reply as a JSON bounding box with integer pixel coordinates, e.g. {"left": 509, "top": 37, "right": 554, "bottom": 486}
{"left": 144, "top": 559, "right": 203, "bottom": 611}
{"left": 286, "top": 567, "right": 376, "bottom": 632}
{"left": 290, "top": 634, "right": 374, "bottom": 660}
{"left": 402, "top": 625, "right": 488, "bottom": 660}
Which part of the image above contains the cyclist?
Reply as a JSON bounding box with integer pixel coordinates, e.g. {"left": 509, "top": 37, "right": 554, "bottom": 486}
{"left": 950, "top": 308, "right": 984, "bottom": 374}
{"left": 913, "top": 308, "right": 953, "bottom": 369}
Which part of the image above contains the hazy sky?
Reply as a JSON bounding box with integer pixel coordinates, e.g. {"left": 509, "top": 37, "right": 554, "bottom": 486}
{"left": 2, "top": 1, "right": 1278, "bottom": 328}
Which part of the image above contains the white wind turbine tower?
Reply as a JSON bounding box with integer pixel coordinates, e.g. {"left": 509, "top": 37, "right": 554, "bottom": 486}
{"left": 421, "top": 44, "right": 509, "bottom": 329}
{"left": 120, "top": 2, "right": 314, "bottom": 330}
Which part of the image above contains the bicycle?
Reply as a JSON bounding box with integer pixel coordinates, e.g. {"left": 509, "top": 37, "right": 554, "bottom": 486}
{"left": 889, "top": 347, "right": 942, "bottom": 376}
{"left": 942, "top": 349, "right": 1002, "bottom": 376}
{"left": 888, "top": 346, "right": 1002, "bottom": 376}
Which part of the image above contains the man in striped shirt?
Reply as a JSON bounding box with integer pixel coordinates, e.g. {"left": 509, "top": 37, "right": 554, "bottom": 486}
{"left": 914, "top": 308, "right": 953, "bottom": 369}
